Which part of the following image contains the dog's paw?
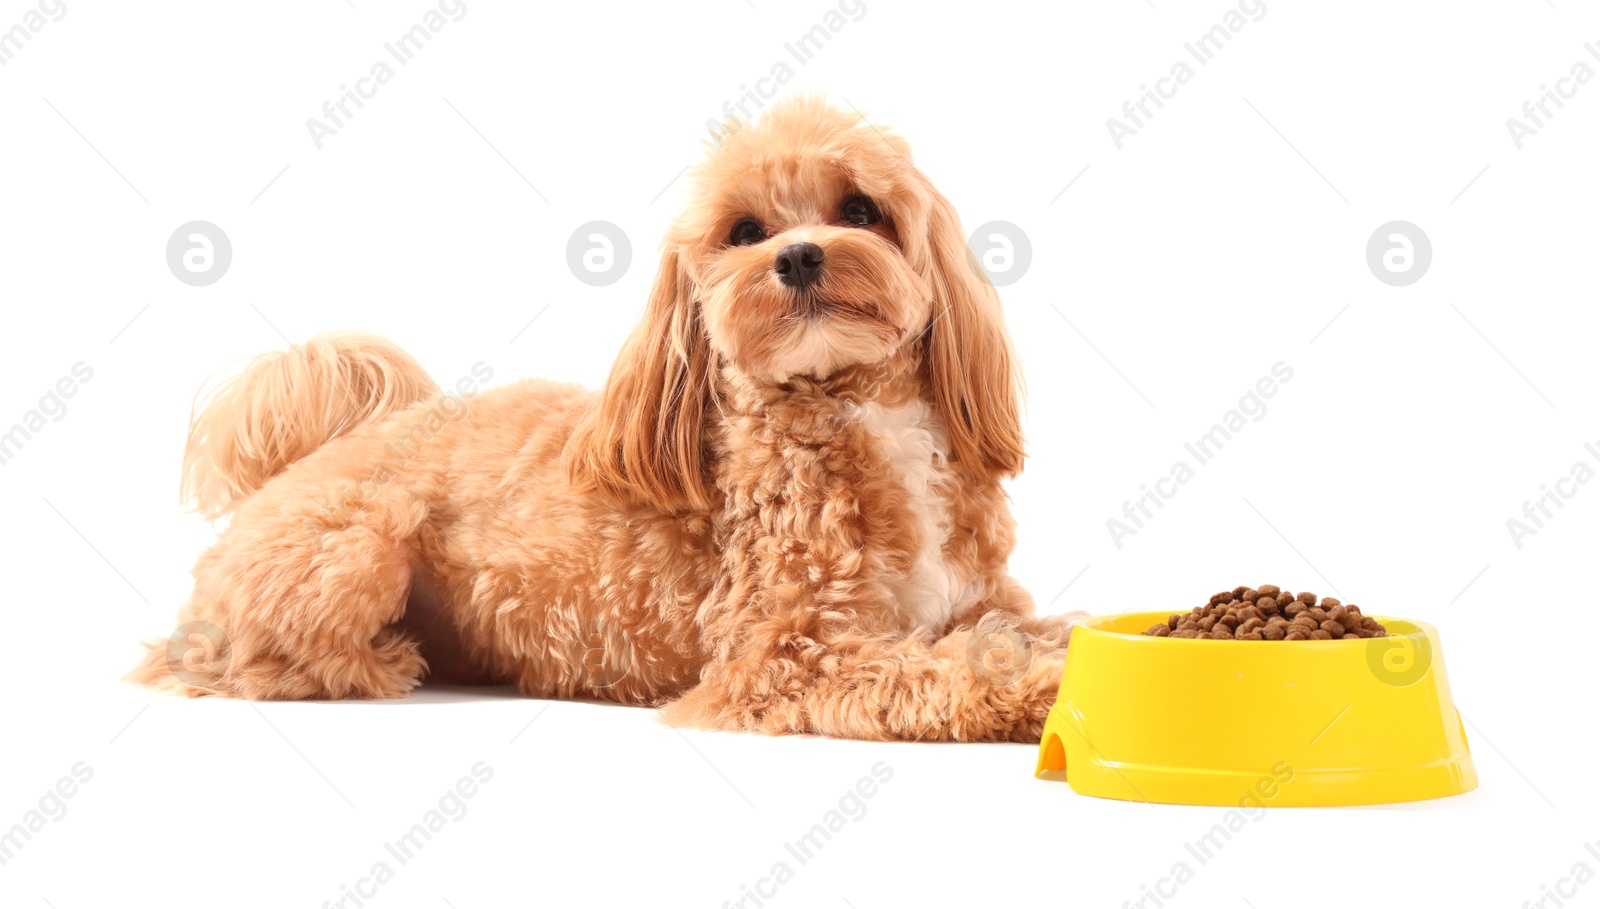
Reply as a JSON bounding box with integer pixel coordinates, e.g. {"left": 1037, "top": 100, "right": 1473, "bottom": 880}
{"left": 1006, "top": 650, "right": 1066, "bottom": 743}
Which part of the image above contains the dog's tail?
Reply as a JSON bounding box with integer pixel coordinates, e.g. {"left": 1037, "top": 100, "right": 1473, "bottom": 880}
{"left": 181, "top": 332, "right": 439, "bottom": 518}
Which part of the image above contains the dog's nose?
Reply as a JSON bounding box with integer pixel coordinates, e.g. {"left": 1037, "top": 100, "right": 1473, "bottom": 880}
{"left": 774, "top": 242, "right": 825, "bottom": 289}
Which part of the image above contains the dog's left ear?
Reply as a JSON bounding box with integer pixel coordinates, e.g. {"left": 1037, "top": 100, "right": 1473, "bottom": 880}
{"left": 566, "top": 248, "right": 715, "bottom": 511}
{"left": 909, "top": 178, "right": 1025, "bottom": 479}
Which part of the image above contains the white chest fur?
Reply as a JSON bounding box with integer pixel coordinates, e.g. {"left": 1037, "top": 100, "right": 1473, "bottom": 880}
{"left": 851, "top": 400, "right": 977, "bottom": 631}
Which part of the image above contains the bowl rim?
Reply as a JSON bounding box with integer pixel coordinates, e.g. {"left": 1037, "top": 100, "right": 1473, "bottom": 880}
{"left": 1075, "top": 609, "right": 1438, "bottom": 644}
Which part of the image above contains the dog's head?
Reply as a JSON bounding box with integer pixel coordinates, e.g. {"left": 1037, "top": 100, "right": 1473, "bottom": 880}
{"left": 569, "top": 96, "right": 1023, "bottom": 510}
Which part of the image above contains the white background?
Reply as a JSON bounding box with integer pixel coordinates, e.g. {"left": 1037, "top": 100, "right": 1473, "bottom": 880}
{"left": 2, "top": 0, "right": 1597, "bottom": 906}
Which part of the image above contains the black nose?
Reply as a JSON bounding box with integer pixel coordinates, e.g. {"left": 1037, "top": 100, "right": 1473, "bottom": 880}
{"left": 774, "top": 242, "right": 824, "bottom": 289}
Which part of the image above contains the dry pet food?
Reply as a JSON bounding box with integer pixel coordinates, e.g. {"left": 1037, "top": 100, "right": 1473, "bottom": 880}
{"left": 1143, "top": 585, "right": 1389, "bottom": 641}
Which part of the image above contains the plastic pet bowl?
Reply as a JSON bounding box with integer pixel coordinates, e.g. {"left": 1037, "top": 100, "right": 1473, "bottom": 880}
{"left": 1035, "top": 611, "right": 1477, "bottom": 806}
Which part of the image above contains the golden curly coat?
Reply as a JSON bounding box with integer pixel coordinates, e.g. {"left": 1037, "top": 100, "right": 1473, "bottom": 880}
{"left": 130, "top": 97, "right": 1082, "bottom": 742}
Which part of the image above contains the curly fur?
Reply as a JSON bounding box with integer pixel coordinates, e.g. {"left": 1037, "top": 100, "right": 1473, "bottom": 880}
{"left": 129, "top": 97, "right": 1085, "bottom": 742}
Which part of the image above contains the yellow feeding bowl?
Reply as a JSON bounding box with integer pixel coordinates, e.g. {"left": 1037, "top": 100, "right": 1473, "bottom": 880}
{"left": 1036, "top": 611, "right": 1476, "bottom": 806}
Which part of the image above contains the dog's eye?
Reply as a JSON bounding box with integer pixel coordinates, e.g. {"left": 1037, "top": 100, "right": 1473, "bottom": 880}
{"left": 729, "top": 219, "right": 765, "bottom": 247}
{"left": 841, "top": 195, "right": 879, "bottom": 227}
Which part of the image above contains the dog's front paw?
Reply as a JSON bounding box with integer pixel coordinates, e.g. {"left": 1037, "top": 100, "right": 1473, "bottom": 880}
{"left": 945, "top": 612, "right": 1069, "bottom": 742}
{"left": 1006, "top": 650, "right": 1065, "bottom": 743}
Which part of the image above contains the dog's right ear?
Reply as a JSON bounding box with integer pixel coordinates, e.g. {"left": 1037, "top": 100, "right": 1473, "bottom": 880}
{"left": 566, "top": 249, "right": 715, "bottom": 511}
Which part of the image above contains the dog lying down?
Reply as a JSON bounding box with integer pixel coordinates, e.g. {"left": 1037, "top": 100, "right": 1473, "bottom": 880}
{"left": 131, "top": 96, "right": 1084, "bottom": 742}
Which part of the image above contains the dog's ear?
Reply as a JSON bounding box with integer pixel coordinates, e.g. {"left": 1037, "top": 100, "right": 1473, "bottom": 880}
{"left": 566, "top": 249, "right": 715, "bottom": 510}
{"left": 914, "top": 179, "right": 1025, "bottom": 480}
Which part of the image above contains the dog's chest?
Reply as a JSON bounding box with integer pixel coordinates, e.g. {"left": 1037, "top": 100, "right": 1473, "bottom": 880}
{"left": 851, "top": 400, "right": 976, "bottom": 631}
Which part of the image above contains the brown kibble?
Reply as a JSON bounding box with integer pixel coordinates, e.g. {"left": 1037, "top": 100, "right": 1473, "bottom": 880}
{"left": 1142, "top": 584, "right": 1394, "bottom": 643}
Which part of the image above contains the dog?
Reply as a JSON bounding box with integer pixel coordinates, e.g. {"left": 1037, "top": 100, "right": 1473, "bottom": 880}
{"left": 131, "top": 96, "right": 1083, "bottom": 742}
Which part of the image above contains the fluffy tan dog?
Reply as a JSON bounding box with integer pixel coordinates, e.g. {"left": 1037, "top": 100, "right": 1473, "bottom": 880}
{"left": 131, "top": 97, "right": 1082, "bottom": 742}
